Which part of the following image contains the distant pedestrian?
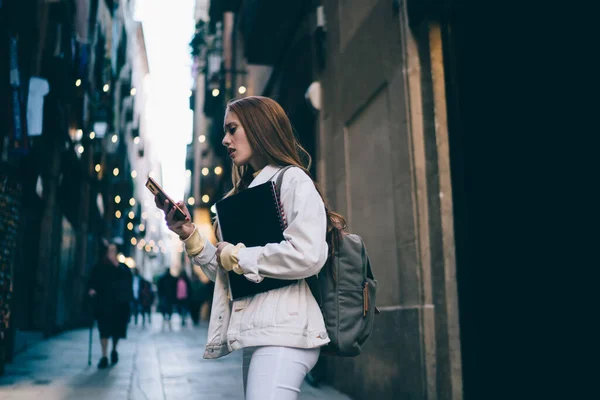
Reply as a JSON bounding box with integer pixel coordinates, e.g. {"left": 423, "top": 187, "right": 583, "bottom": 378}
{"left": 157, "top": 267, "right": 176, "bottom": 327}
{"left": 191, "top": 266, "right": 213, "bottom": 323}
{"left": 175, "top": 271, "right": 190, "bottom": 326}
{"left": 138, "top": 276, "right": 155, "bottom": 327}
{"left": 130, "top": 268, "right": 142, "bottom": 325}
{"left": 88, "top": 241, "right": 133, "bottom": 369}
{"left": 131, "top": 268, "right": 154, "bottom": 327}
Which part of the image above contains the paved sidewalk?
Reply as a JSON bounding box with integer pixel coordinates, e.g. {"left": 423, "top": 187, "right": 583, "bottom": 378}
{"left": 0, "top": 314, "right": 352, "bottom": 399}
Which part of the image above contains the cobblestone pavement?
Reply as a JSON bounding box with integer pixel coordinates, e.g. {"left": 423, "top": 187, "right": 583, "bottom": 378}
{"left": 0, "top": 314, "right": 352, "bottom": 400}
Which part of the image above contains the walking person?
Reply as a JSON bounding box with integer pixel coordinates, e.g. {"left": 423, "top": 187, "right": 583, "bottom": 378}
{"left": 188, "top": 268, "right": 212, "bottom": 325}
{"left": 130, "top": 268, "right": 142, "bottom": 325}
{"left": 138, "top": 276, "right": 155, "bottom": 327}
{"left": 175, "top": 270, "right": 190, "bottom": 326}
{"left": 157, "top": 267, "right": 176, "bottom": 328}
{"left": 88, "top": 241, "right": 134, "bottom": 369}
{"left": 156, "top": 96, "right": 340, "bottom": 399}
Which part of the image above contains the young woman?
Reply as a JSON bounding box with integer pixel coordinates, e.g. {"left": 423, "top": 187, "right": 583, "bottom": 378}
{"left": 156, "top": 96, "right": 343, "bottom": 399}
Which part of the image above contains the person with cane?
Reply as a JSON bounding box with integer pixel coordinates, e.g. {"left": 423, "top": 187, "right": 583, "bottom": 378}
{"left": 88, "top": 240, "right": 133, "bottom": 369}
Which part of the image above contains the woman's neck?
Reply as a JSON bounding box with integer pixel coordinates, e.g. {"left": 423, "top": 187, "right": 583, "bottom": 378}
{"left": 249, "top": 156, "right": 268, "bottom": 172}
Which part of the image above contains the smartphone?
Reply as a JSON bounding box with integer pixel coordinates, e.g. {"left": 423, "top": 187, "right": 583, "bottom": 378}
{"left": 145, "top": 176, "right": 187, "bottom": 221}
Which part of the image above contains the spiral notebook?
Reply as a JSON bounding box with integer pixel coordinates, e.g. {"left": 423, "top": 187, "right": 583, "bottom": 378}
{"left": 215, "top": 181, "right": 296, "bottom": 300}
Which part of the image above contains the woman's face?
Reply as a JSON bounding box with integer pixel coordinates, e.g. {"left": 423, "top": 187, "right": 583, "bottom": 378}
{"left": 222, "top": 110, "right": 261, "bottom": 169}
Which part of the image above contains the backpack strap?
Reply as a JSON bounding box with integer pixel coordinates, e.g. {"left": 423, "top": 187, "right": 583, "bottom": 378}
{"left": 273, "top": 165, "right": 296, "bottom": 197}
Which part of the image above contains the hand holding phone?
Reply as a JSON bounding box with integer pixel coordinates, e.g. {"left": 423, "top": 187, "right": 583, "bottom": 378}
{"left": 145, "top": 177, "right": 187, "bottom": 221}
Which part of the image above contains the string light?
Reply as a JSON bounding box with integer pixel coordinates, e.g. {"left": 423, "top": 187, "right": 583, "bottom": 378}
{"left": 131, "top": 237, "right": 137, "bottom": 245}
{"left": 129, "top": 198, "right": 135, "bottom": 206}
{"left": 89, "top": 131, "right": 96, "bottom": 139}
{"left": 95, "top": 164, "right": 101, "bottom": 172}
{"left": 214, "top": 166, "right": 223, "bottom": 175}
{"left": 127, "top": 222, "right": 133, "bottom": 230}
{"left": 114, "top": 195, "right": 121, "bottom": 204}
{"left": 115, "top": 210, "right": 122, "bottom": 218}
{"left": 131, "top": 170, "right": 137, "bottom": 178}
{"left": 75, "top": 79, "right": 82, "bottom": 87}
{"left": 238, "top": 86, "right": 247, "bottom": 94}
{"left": 202, "top": 168, "right": 209, "bottom": 176}
{"left": 212, "top": 89, "right": 219, "bottom": 97}
{"left": 128, "top": 211, "right": 135, "bottom": 219}
{"left": 133, "top": 137, "right": 140, "bottom": 144}
{"left": 139, "top": 223, "right": 145, "bottom": 231}
{"left": 113, "top": 168, "right": 119, "bottom": 176}
{"left": 130, "top": 88, "right": 137, "bottom": 96}
{"left": 111, "top": 134, "right": 118, "bottom": 143}
{"left": 103, "top": 84, "right": 110, "bottom": 92}
{"left": 188, "top": 197, "right": 195, "bottom": 206}
{"left": 202, "top": 195, "right": 210, "bottom": 203}
{"left": 198, "top": 135, "right": 206, "bottom": 143}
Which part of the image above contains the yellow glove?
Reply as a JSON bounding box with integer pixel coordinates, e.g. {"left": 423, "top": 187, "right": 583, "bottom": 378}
{"left": 220, "top": 243, "right": 246, "bottom": 274}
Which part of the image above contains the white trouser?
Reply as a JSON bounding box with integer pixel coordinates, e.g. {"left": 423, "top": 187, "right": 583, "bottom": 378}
{"left": 242, "top": 346, "right": 320, "bottom": 400}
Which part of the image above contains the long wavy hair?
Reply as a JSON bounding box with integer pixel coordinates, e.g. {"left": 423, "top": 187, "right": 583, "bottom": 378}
{"left": 217, "top": 96, "right": 346, "bottom": 262}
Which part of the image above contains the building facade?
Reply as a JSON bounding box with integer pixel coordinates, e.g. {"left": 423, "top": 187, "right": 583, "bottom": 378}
{"left": 0, "top": 0, "right": 163, "bottom": 374}
{"left": 191, "top": 0, "right": 475, "bottom": 399}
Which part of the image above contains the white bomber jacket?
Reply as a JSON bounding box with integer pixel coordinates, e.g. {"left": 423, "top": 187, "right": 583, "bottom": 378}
{"left": 185, "top": 165, "right": 330, "bottom": 359}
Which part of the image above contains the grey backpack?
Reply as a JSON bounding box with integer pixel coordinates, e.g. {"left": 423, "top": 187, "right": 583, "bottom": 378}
{"left": 275, "top": 167, "right": 379, "bottom": 357}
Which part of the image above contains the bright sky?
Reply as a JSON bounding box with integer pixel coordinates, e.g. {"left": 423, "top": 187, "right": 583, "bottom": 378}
{"left": 135, "top": 0, "right": 195, "bottom": 201}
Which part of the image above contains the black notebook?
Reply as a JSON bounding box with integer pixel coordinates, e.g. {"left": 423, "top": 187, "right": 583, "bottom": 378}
{"left": 215, "top": 181, "right": 297, "bottom": 300}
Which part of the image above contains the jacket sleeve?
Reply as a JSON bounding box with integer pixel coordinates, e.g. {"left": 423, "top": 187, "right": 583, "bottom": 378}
{"left": 184, "top": 229, "right": 219, "bottom": 282}
{"left": 236, "top": 169, "right": 328, "bottom": 282}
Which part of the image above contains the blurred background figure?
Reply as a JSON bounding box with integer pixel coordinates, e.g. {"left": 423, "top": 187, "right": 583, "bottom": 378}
{"left": 175, "top": 270, "right": 191, "bottom": 326}
{"left": 192, "top": 266, "right": 214, "bottom": 323}
{"left": 157, "top": 267, "right": 176, "bottom": 329}
{"left": 188, "top": 272, "right": 203, "bottom": 326}
{"left": 88, "top": 241, "right": 133, "bottom": 369}
{"left": 138, "top": 276, "right": 155, "bottom": 328}
{"left": 131, "top": 268, "right": 154, "bottom": 328}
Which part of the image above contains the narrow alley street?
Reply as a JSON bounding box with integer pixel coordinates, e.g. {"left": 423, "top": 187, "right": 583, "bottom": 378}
{"left": 0, "top": 314, "right": 351, "bottom": 400}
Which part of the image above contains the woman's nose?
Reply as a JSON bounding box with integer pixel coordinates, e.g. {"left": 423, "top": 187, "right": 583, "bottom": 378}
{"left": 222, "top": 134, "right": 230, "bottom": 147}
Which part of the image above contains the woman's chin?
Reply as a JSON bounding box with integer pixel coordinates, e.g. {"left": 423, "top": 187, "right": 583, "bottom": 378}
{"left": 232, "top": 158, "right": 248, "bottom": 167}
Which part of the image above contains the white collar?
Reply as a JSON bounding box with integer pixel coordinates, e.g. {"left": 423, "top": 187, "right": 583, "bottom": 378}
{"left": 248, "top": 165, "right": 283, "bottom": 188}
